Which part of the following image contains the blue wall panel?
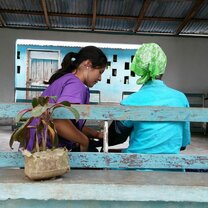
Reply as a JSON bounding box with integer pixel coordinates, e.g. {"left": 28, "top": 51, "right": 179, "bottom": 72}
{"left": 16, "top": 44, "right": 140, "bottom": 103}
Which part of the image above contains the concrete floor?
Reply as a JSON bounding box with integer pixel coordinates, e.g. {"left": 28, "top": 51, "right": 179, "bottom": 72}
{"left": 0, "top": 125, "right": 208, "bottom": 154}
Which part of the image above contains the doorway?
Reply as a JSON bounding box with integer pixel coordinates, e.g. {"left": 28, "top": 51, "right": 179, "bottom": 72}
{"left": 26, "top": 49, "right": 60, "bottom": 99}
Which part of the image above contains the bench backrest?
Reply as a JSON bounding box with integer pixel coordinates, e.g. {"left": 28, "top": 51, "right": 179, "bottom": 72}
{"left": 2, "top": 103, "right": 208, "bottom": 121}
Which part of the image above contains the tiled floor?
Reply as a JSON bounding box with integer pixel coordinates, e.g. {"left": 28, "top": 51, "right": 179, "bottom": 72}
{"left": 0, "top": 125, "right": 208, "bottom": 154}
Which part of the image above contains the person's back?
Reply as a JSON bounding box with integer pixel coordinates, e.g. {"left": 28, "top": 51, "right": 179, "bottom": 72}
{"left": 121, "top": 79, "right": 190, "bottom": 153}
{"left": 108, "top": 43, "right": 191, "bottom": 154}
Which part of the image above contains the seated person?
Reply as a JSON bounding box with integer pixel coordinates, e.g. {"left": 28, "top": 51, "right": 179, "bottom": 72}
{"left": 108, "top": 43, "right": 191, "bottom": 154}
{"left": 26, "top": 46, "right": 107, "bottom": 152}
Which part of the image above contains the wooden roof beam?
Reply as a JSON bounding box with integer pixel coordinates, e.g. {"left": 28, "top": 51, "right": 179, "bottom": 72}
{"left": 176, "top": 0, "right": 205, "bottom": 35}
{"left": 92, "top": 0, "right": 97, "bottom": 31}
{"left": 134, "top": 0, "right": 151, "bottom": 33}
{"left": 0, "top": 14, "right": 6, "bottom": 27}
{"left": 40, "top": 0, "right": 50, "bottom": 28}
{"left": 0, "top": 9, "right": 207, "bottom": 23}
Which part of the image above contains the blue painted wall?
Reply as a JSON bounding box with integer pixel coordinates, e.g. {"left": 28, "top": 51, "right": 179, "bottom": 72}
{"left": 16, "top": 44, "right": 141, "bottom": 103}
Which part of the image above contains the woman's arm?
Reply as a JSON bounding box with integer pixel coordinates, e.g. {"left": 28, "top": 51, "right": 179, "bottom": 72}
{"left": 53, "top": 119, "right": 89, "bottom": 151}
{"left": 82, "top": 126, "right": 103, "bottom": 139}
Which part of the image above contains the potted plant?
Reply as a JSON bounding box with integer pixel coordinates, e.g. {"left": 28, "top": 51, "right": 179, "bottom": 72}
{"left": 10, "top": 96, "right": 79, "bottom": 180}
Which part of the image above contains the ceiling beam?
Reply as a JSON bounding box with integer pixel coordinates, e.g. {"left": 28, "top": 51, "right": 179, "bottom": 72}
{"left": 0, "top": 8, "right": 207, "bottom": 25}
{"left": 0, "top": 8, "right": 167, "bottom": 20}
{"left": 134, "top": 0, "right": 151, "bottom": 32}
{"left": 40, "top": 0, "right": 50, "bottom": 28}
{"left": 0, "top": 14, "right": 6, "bottom": 26}
{"left": 92, "top": 0, "right": 97, "bottom": 31}
{"left": 176, "top": 0, "right": 205, "bottom": 35}
{"left": 0, "top": 8, "right": 207, "bottom": 23}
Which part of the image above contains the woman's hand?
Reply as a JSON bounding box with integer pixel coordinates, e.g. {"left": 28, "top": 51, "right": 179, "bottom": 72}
{"left": 82, "top": 126, "right": 103, "bottom": 140}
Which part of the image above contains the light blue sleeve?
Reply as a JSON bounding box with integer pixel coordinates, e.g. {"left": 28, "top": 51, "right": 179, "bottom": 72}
{"left": 182, "top": 96, "right": 191, "bottom": 147}
{"left": 182, "top": 121, "right": 191, "bottom": 147}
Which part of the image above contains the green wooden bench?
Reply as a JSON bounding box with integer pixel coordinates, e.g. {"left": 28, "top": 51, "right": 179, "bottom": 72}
{"left": 0, "top": 103, "right": 208, "bottom": 208}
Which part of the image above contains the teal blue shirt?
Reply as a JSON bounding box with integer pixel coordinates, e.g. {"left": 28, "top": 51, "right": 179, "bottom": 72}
{"left": 121, "top": 80, "right": 191, "bottom": 154}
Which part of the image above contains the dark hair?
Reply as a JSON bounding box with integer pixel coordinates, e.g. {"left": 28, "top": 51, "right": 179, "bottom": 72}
{"left": 47, "top": 46, "right": 107, "bottom": 84}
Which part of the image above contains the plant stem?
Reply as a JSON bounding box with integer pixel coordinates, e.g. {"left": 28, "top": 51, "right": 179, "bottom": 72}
{"left": 35, "top": 132, "right": 40, "bottom": 152}
{"left": 41, "top": 131, "right": 46, "bottom": 151}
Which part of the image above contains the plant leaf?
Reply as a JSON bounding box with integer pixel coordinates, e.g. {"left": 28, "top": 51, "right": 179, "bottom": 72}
{"left": 49, "top": 121, "right": 59, "bottom": 148}
{"left": 37, "top": 119, "right": 45, "bottom": 132}
{"left": 9, "top": 117, "right": 33, "bottom": 149}
{"left": 22, "top": 149, "right": 32, "bottom": 157}
{"left": 35, "top": 131, "right": 40, "bottom": 152}
{"left": 31, "top": 105, "right": 49, "bottom": 117}
{"left": 11, "top": 96, "right": 80, "bottom": 153}
{"left": 65, "top": 106, "right": 80, "bottom": 121}
{"left": 60, "top": 101, "right": 71, "bottom": 107}
{"left": 32, "top": 97, "right": 38, "bottom": 108}
{"left": 38, "top": 96, "right": 50, "bottom": 106}
{"left": 15, "top": 109, "right": 32, "bottom": 123}
{"left": 50, "top": 96, "right": 57, "bottom": 102}
{"left": 51, "top": 105, "right": 80, "bottom": 122}
{"left": 47, "top": 122, "right": 56, "bottom": 148}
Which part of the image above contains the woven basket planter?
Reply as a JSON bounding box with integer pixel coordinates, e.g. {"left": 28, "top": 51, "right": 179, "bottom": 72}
{"left": 24, "top": 148, "right": 69, "bottom": 180}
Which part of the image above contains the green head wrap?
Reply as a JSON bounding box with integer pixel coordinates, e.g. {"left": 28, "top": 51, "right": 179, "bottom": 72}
{"left": 131, "top": 43, "right": 167, "bottom": 85}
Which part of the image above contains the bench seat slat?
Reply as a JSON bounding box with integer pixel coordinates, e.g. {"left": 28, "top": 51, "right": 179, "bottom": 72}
{"left": 0, "top": 152, "right": 208, "bottom": 169}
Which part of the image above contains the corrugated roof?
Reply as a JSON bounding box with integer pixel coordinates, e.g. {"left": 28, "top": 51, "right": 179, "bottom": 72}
{"left": 140, "top": 20, "right": 180, "bottom": 34}
{"left": 0, "top": 0, "right": 207, "bottom": 37}
{"left": 146, "top": 0, "right": 194, "bottom": 18}
{"left": 182, "top": 21, "right": 208, "bottom": 34}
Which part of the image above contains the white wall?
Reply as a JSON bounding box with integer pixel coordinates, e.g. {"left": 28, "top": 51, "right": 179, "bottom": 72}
{"left": 0, "top": 28, "right": 208, "bottom": 102}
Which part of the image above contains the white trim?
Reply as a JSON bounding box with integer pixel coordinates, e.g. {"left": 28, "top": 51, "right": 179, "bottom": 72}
{"left": 16, "top": 39, "right": 140, "bottom": 49}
